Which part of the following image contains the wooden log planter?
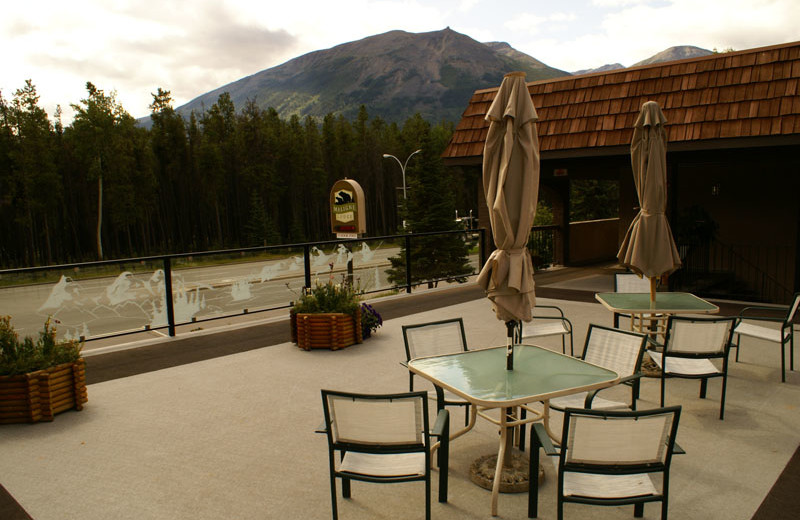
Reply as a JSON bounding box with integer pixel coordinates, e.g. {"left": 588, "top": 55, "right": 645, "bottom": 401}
{"left": 0, "top": 359, "right": 88, "bottom": 424}
{"left": 291, "top": 307, "right": 363, "bottom": 351}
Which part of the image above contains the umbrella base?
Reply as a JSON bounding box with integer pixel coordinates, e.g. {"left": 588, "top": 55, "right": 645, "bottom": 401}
{"left": 642, "top": 352, "right": 663, "bottom": 377}
{"left": 469, "top": 452, "right": 543, "bottom": 493}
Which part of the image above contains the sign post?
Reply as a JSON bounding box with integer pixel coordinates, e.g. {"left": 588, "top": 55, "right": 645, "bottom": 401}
{"left": 330, "top": 179, "right": 366, "bottom": 283}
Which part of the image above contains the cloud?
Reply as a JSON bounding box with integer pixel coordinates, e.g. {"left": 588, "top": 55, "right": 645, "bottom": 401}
{"left": 520, "top": 0, "right": 799, "bottom": 72}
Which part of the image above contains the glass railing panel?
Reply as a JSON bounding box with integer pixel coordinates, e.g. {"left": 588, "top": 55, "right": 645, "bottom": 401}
{"left": 178, "top": 247, "right": 304, "bottom": 323}
{"left": 0, "top": 260, "right": 165, "bottom": 341}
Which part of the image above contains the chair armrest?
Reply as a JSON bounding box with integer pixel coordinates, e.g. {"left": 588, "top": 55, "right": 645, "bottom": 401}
{"left": 618, "top": 373, "right": 643, "bottom": 385}
{"left": 529, "top": 314, "right": 573, "bottom": 332}
{"left": 432, "top": 409, "right": 450, "bottom": 439}
{"left": 736, "top": 315, "right": 784, "bottom": 324}
{"left": 315, "top": 421, "right": 328, "bottom": 434}
{"left": 535, "top": 305, "right": 565, "bottom": 318}
{"left": 583, "top": 373, "right": 642, "bottom": 407}
{"left": 646, "top": 336, "right": 663, "bottom": 349}
{"left": 532, "top": 422, "right": 557, "bottom": 456}
{"left": 738, "top": 304, "right": 789, "bottom": 319}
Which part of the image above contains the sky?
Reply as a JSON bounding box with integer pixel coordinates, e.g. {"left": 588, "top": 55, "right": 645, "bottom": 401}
{"left": 3, "top": 0, "right": 799, "bottom": 121}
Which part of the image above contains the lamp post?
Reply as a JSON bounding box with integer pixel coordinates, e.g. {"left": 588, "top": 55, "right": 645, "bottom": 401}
{"left": 382, "top": 149, "right": 422, "bottom": 230}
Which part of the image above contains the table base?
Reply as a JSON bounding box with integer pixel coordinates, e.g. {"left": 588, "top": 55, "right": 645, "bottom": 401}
{"left": 469, "top": 453, "right": 543, "bottom": 493}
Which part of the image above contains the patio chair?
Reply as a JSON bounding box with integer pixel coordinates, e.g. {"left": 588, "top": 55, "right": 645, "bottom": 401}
{"left": 648, "top": 316, "right": 736, "bottom": 420}
{"left": 613, "top": 272, "right": 660, "bottom": 330}
{"left": 548, "top": 324, "right": 648, "bottom": 413}
{"left": 528, "top": 406, "right": 683, "bottom": 520}
{"left": 319, "top": 389, "right": 450, "bottom": 520}
{"left": 521, "top": 305, "right": 574, "bottom": 356}
{"left": 732, "top": 292, "right": 800, "bottom": 383}
{"left": 403, "top": 318, "right": 470, "bottom": 425}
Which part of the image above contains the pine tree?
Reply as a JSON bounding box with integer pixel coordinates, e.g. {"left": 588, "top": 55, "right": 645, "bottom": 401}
{"left": 387, "top": 116, "right": 471, "bottom": 286}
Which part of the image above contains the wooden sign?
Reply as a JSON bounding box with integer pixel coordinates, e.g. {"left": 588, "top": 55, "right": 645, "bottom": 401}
{"left": 330, "top": 179, "right": 366, "bottom": 238}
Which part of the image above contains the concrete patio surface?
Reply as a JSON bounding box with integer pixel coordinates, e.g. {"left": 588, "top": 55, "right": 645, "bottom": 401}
{"left": 1, "top": 270, "right": 799, "bottom": 519}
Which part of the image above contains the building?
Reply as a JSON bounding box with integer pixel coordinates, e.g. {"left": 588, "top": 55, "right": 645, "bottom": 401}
{"left": 443, "top": 40, "right": 800, "bottom": 303}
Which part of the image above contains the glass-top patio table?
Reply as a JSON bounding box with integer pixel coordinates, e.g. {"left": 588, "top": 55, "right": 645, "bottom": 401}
{"left": 407, "top": 344, "right": 618, "bottom": 517}
{"left": 595, "top": 292, "right": 718, "bottom": 340}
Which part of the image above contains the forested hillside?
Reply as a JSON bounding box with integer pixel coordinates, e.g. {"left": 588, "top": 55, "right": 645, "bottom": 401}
{"left": 0, "top": 81, "right": 459, "bottom": 268}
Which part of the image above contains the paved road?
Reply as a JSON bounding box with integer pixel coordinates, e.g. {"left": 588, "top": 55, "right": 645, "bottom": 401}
{"left": 0, "top": 244, "right": 480, "bottom": 342}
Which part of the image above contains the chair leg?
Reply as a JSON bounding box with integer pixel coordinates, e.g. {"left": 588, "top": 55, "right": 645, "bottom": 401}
{"left": 341, "top": 477, "right": 351, "bottom": 498}
{"left": 699, "top": 378, "right": 707, "bottom": 399}
{"left": 338, "top": 452, "right": 351, "bottom": 498}
{"left": 438, "top": 413, "right": 450, "bottom": 503}
{"left": 734, "top": 334, "right": 740, "bottom": 362}
{"left": 720, "top": 374, "right": 727, "bottom": 420}
{"left": 781, "top": 341, "right": 786, "bottom": 383}
{"left": 425, "top": 473, "right": 431, "bottom": 520}
{"left": 634, "top": 502, "right": 644, "bottom": 517}
{"left": 528, "top": 431, "right": 540, "bottom": 518}
{"left": 464, "top": 404, "right": 470, "bottom": 427}
{"left": 330, "top": 476, "right": 339, "bottom": 520}
{"left": 660, "top": 376, "right": 666, "bottom": 407}
{"left": 519, "top": 407, "right": 527, "bottom": 452}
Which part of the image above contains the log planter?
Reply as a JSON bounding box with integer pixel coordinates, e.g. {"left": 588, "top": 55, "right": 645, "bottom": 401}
{"left": 291, "top": 307, "right": 363, "bottom": 351}
{"left": 0, "top": 359, "right": 88, "bottom": 424}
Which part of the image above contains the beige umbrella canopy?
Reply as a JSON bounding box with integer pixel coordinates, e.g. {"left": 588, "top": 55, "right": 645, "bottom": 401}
{"left": 617, "top": 100, "right": 681, "bottom": 301}
{"left": 477, "top": 71, "right": 540, "bottom": 324}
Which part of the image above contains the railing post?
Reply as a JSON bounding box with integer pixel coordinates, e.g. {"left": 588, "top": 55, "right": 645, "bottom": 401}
{"left": 303, "top": 244, "right": 312, "bottom": 289}
{"left": 163, "top": 257, "right": 176, "bottom": 337}
{"left": 405, "top": 235, "right": 412, "bottom": 294}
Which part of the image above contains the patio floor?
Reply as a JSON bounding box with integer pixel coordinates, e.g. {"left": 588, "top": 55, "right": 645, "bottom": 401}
{"left": 1, "top": 266, "right": 799, "bottom": 519}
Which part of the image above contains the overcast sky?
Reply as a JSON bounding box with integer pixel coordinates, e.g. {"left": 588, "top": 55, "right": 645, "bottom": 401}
{"left": 3, "top": 0, "right": 798, "bottom": 121}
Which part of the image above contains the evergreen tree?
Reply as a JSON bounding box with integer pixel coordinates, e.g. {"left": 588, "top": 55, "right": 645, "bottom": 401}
{"left": 387, "top": 116, "right": 471, "bottom": 286}
{"left": 69, "top": 82, "right": 136, "bottom": 260}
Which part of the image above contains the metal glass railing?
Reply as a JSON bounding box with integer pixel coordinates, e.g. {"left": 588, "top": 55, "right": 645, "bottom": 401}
{"left": 0, "top": 230, "right": 486, "bottom": 342}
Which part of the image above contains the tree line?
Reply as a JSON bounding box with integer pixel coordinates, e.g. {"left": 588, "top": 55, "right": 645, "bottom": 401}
{"left": 0, "top": 81, "right": 466, "bottom": 269}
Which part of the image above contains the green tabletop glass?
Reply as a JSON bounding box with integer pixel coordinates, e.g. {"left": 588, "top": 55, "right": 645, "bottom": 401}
{"left": 595, "top": 291, "right": 719, "bottom": 314}
{"left": 407, "top": 344, "right": 618, "bottom": 408}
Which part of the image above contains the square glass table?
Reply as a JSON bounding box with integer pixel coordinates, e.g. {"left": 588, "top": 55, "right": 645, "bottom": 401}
{"left": 408, "top": 344, "right": 618, "bottom": 517}
{"left": 595, "top": 291, "right": 719, "bottom": 340}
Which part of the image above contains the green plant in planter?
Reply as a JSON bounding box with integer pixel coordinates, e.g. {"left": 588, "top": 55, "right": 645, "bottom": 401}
{"left": 291, "top": 265, "right": 361, "bottom": 319}
{"left": 0, "top": 316, "right": 83, "bottom": 376}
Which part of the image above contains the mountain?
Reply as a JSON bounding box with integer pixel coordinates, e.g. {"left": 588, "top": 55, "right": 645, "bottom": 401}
{"left": 572, "top": 63, "right": 625, "bottom": 75}
{"left": 573, "top": 46, "right": 713, "bottom": 76}
{"left": 174, "top": 28, "right": 568, "bottom": 124}
{"left": 632, "top": 45, "right": 713, "bottom": 66}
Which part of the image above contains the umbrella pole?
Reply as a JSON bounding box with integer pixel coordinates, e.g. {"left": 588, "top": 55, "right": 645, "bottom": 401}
{"left": 505, "top": 321, "right": 518, "bottom": 370}
{"left": 649, "top": 277, "right": 657, "bottom": 304}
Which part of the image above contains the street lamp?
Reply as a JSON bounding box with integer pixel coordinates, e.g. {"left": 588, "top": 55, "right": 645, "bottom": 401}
{"left": 382, "top": 149, "right": 421, "bottom": 231}
{"left": 382, "top": 149, "right": 422, "bottom": 201}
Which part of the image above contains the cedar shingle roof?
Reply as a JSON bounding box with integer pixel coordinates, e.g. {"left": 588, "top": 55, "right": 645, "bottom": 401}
{"left": 443, "top": 41, "right": 800, "bottom": 162}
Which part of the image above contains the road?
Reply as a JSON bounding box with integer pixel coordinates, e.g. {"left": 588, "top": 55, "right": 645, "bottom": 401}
{"left": 0, "top": 243, "right": 480, "bottom": 342}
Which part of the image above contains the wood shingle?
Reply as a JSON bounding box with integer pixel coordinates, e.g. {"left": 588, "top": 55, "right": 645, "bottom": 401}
{"left": 443, "top": 40, "right": 800, "bottom": 162}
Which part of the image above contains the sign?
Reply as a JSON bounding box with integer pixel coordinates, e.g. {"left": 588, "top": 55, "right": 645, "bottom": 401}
{"left": 330, "top": 179, "right": 366, "bottom": 237}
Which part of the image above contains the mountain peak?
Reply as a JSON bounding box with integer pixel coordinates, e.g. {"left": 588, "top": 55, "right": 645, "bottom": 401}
{"left": 633, "top": 45, "right": 713, "bottom": 66}
{"left": 175, "top": 27, "right": 567, "bottom": 124}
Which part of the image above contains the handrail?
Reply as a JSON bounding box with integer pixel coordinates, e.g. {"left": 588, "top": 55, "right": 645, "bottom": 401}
{"left": 0, "top": 229, "right": 486, "bottom": 342}
{"left": 676, "top": 238, "right": 793, "bottom": 304}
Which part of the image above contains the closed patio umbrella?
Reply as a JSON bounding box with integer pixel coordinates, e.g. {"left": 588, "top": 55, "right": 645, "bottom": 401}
{"left": 617, "top": 100, "right": 681, "bottom": 302}
{"left": 476, "top": 71, "right": 540, "bottom": 368}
